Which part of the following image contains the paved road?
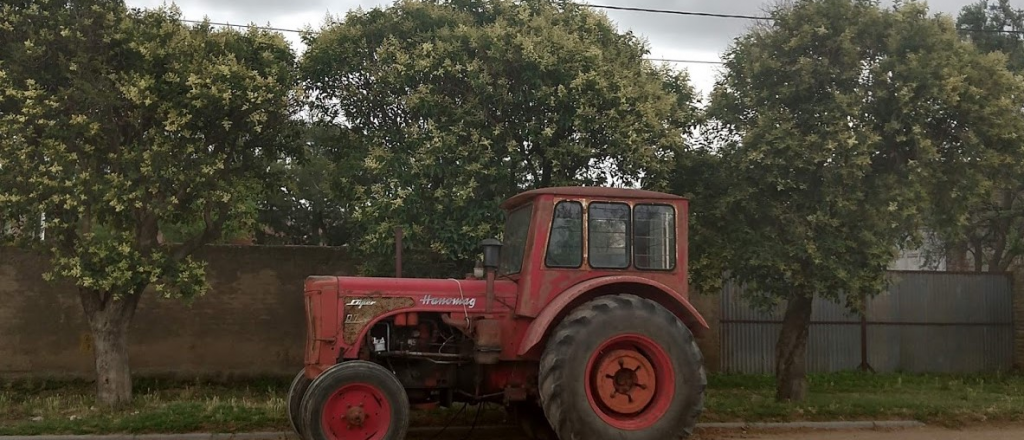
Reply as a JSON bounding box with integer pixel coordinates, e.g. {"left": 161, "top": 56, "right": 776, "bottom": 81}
{"left": 707, "top": 425, "right": 1024, "bottom": 440}
{"left": 420, "top": 424, "right": 1024, "bottom": 440}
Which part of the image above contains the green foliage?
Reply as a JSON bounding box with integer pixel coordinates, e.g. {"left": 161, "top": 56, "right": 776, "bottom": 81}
{"left": 958, "top": 0, "right": 1024, "bottom": 72}
{"left": 678, "top": 0, "right": 1024, "bottom": 310}
{"left": 300, "top": 0, "right": 698, "bottom": 273}
{"left": 0, "top": 0, "right": 300, "bottom": 299}
{"left": 928, "top": 0, "right": 1024, "bottom": 272}
{"left": 255, "top": 124, "right": 359, "bottom": 247}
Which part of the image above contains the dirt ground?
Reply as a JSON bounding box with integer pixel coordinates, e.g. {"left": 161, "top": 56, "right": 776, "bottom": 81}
{"left": 405, "top": 424, "right": 1024, "bottom": 440}
{"left": 706, "top": 425, "right": 1024, "bottom": 440}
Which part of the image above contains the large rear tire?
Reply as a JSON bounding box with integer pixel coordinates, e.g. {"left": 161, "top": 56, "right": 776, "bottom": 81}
{"left": 299, "top": 361, "right": 410, "bottom": 440}
{"left": 539, "top": 294, "right": 706, "bottom": 440}
{"left": 287, "top": 370, "right": 313, "bottom": 438}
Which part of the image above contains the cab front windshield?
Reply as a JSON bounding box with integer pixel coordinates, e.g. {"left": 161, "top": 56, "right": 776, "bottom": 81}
{"left": 499, "top": 203, "right": 532, "bottom": 275}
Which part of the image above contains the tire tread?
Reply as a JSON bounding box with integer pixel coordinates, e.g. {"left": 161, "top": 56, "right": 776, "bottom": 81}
{"left": 539, "top": 294, "right": 706, "bottom": 440}
{"left": 298, "top": 360, "right": 410, "bottom": 440}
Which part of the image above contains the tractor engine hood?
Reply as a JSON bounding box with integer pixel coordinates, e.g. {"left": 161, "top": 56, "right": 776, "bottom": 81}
{"left": 304, "top": 275, "right": 518, "bottom": 368}
{"left": 337, "top": 276, "right": 520, "bottom": 326}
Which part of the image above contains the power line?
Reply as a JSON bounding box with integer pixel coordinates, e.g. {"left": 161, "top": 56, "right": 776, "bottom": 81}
{"left": 582, "top": 3, "right": 770, "bottom": 21}
{"left": 958, "top": 27, "right": 1024, "bottom": 36}
{"left": 178, "top": 5, "right": 1024, "bottom": 39}
{"left": 178, "top": 18, "right": 726, "bottom": 65}
{"left": 581, "top": 3, "right": 1024, "bottom": 35}
{"left": 649, "top": 58, "right": 724, "bottom": 65}
{"left": 180, "top": 18, "right": 307, "bottom": 34}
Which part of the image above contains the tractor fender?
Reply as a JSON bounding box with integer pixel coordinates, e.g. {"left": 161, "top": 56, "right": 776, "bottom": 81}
{"left": 516, "top": 276, "right": 710, "bottom": 357}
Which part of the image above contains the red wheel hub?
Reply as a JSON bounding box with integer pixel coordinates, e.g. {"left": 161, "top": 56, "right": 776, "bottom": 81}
{"left": 585, "top": 334, "right": 675, "bottom": 430}
{"left": 594, "top": 349, "right": 657, "bottom": 414}
{"left": 322, "top": 383, "right": 391, "bottom": 439}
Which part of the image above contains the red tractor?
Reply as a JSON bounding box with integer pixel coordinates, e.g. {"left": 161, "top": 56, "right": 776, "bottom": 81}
{"left": 288, "top": 186, "right": 709, "bottom": 440}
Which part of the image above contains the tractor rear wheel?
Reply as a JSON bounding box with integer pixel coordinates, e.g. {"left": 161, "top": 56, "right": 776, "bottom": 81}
{"left": 539, "top": 294, "right": 706, "bottom": 440}
{"left": 298, "top": 361, "right": 410, "bottom": 440}
{"left": 287, "top": 370, "right": 313, "bottom": 438}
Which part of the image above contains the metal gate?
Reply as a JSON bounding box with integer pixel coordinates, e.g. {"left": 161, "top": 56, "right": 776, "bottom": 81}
{"left": 719, "top": 271, "right": 1014, "bottom": 374}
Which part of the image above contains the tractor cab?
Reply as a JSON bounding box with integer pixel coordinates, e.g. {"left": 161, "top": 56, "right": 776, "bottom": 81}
{"left": 289, "top": 186, "right": 707, "bottom": 440}
{"left": 493, "top": 186, "right": 690, "bottom": 319}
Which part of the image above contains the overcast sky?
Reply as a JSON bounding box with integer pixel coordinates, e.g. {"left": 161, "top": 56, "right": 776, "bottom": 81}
{"left": 125, "top": 0, "right": 983, "bottom": 99}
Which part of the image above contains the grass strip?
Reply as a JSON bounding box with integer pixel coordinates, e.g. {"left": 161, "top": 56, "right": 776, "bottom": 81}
{"left": 2, "top": 372, "right": 1022, "bottom": 435}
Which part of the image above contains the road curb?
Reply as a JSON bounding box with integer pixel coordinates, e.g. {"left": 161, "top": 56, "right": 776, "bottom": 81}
{"left": 0, "top": 421, "right": 928, "bottom": 439}
{"left": 0, "top": 435, "right": 297, "bottom": 440}
{"left": 699, "top": 421, "right": 928, "bottom": 430}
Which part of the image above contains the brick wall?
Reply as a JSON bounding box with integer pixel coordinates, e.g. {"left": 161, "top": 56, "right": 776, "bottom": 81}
{"left": 0, "top": 245, "right": 356, "bottom": 379}
{"left": 0, "top": 245, "right": 727, "bottom": 379}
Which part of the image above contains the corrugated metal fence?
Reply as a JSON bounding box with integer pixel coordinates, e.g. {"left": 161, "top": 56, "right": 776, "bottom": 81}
{"left": 720, "top": 271, "right": 1014, "bottom": 374}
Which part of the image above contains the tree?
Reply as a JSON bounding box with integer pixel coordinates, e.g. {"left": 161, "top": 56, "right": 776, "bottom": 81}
{"left": 300, "top": 0, "right": 699, "bottom": 272}
{"left": 926, "top": 0, "right": 1024, "bottom": 272}
{"left": 959, "top": 0, "right": 1024, "bottom": 71}
{"left": 677, "top": 0, "right": 1024, "bottom": 401}
{"left": 0, "top": 1, "right": 300, "bottom": 405}
{"left": 256, "top": 124, "right": 360, "bottom": 247}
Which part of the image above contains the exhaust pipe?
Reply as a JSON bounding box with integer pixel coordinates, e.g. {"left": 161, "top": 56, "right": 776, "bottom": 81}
{"left": 480, "top": 238, "right": 502, "bottom": 313}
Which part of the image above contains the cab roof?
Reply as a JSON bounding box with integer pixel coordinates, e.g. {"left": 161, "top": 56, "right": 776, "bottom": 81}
{"left": 500, "top": 186, "right": 686, "bottom": 210}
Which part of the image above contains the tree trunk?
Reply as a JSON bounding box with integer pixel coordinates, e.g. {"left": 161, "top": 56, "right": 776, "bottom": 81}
{"left": 91, "top": 315, "right": 132, "bottom": 406}
{"left": 946, "top": 241, "right": 970, "bottom": 271}
{"left": 973, "top": 243, "right": 985, "bottom": 272}
{"left": 80, "top": 288, "right": 141, "bottom": 407}
{"left": 540, "top": 157, "right": 552, "bottom": 187}
{"left": 775, "top": 293, "right": 813, "bottom": 402}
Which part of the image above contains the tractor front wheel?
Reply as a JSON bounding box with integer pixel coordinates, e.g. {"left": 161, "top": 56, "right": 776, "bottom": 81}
{"left": 287, "top": 370, "right": 313, "bottom": 438}
{"left": 539, "top": 294, "right": 706, "bottom": 440}
{"left": 298, "top": 361, "right": 410, "bottom": 440}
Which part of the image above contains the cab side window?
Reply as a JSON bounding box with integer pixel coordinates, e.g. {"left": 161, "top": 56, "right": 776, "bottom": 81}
{"left": 634, "top": 204, "right": 676, "bottom": 270}
{"left": 588, "top": 202, "right": 630, "bottom": 269}
{"left": 545, "top": 201, "right": 583, "bottom": 268}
